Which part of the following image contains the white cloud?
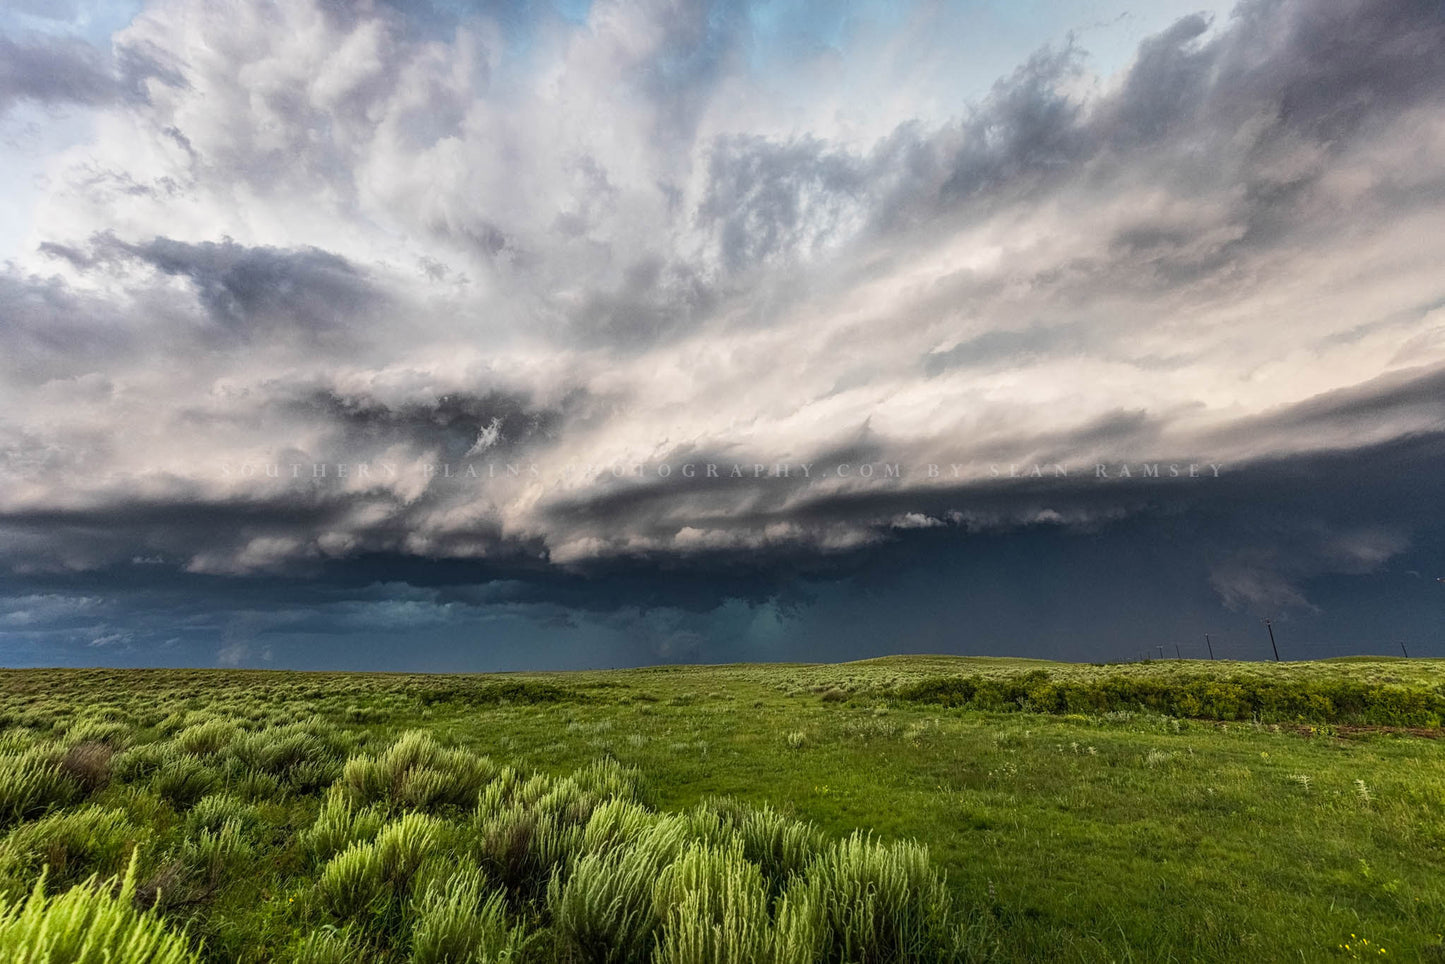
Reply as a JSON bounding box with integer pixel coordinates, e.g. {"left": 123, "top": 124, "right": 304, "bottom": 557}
{"left": 0, "top": 0, "right": 1442, "bottom": 583}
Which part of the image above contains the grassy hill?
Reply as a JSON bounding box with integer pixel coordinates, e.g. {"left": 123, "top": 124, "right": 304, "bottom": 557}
{"left": 0, "top": 657, "right": 1440, "bottom": 961}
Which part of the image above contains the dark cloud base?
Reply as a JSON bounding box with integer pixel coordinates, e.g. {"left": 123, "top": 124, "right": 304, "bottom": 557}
{"left": 3, "top": 432, "right": 1442, "bottom": 670}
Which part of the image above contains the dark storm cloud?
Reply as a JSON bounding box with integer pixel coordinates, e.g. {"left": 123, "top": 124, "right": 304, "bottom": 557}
{"left": 0, "top": 33, "right": 124, "bottom": 111}
{"left": 0, "top": 30, "right": 181, "bottom": 114}
{"left": 699, "top": 134, "right": 869, "bottom": 271}
{"left": 4, "top": 0, "right": 1445, "bottom": 667}
{"left": 295, "top": 387, "right": 567, "bottom": 459}
{"left": 4, "top": 430, "right": 1442, "bottom": 668}
{"left": 0, "top": 271, "right": 139, "bottom": 380}
{"left": 109, "top": 237, "right": 389, "bottom": 344}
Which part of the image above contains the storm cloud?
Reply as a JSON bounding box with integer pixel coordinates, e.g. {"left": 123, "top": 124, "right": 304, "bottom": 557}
{"left": 1, "top": 0, "right": 1443, "bottom": 666}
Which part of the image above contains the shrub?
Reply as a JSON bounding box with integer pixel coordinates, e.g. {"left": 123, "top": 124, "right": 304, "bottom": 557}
{"left": 57, "top": 720, "right": 131, "bottom": 751}
{"left": 339, "top": 733, "right": 495, "bottom": 812}
{"left": 581, "top": 798, "right": 662, "bottom": 856}
{"left": 316, "top": 812, "right": 445, "bottom": 922}
{"left": 152, "top": 757, "right": 216, "bottom": 810}
{"left": 548, "top": 820, "right": 691, "bottom": 962}
{"left": 0, "top": 856, "right": 200, "bottom": 964}
{"left": 653, "top": 841, "right": 773, "bottom": 964}
{"left": 570, "top": 758, "right": 643, "bottom": 803}
{"left": 727, "top": 805, "right": 824, "bottom": 895}
{"left": 56, "top": 743, "right": 114, "bottom": 795}
{"left": 291, "top": 926, "right": 364, "bottom": 964}
{"left": 0, "top": 752, "right": 80, "bottom": 830}
{"left": 473, "top": 801, "right": 583, "bottom": 901}
{"left": 409, "top": 868, "right": 531, "bottom": 964}
{"left": 171, "top": 720, "right": 238, "bottom": 758}
{"left": 225, "top": 724, "right": 349, "bottom": 792}
{"left": 233, "top": 769, "right": 283, "bottom": 802}
{"left": 0, "top": 807, "right": 146, "bottom": 893}
{"left": 141, "top": 819, "right": 253, "bottom": 912}
{"left": 315, "top": 840, "right": 389, "bottom": 921}
{"left": 894, "top": 671, "right": 1445, "bottom": 726}
{"left": 301, "top": 794, "right": 386, "bottom": 865}
{"left": 185, "top": 794, "right": 261, "bottom": 838}
{"left": 775, "top": 832, "right": 959, "bottom": 964}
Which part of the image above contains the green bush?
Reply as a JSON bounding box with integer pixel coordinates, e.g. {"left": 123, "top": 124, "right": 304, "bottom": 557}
{"left": 171, "top": 720, "right": 238, "bottom": 758}
{"left": 184, "top": 794, "right": 261, "bottom": 838}
{"left": 0, "top": 857, "right": 200, "bottom": 963}
{"left": 548, "top": 820, "right": 691, "bottom": 962}
{"left": 695, "top": 799, "right": 825, "bottom": 895}
{"left": 302, "top": 793, "right": 386, "bottom": 865}
{"left": 315, "top": 839, "right": 390, "bottom": 921}
{"left": 776, "top": 832, "right": 960, "bottom": 964}
{"left": 224, "top": 723, "right": 350, "bottom": 792}
{"left": 409, "top": 868, "right": 531, "bottom": 964}
{"left": 0, "top": 752, "right": 81, "bottom": 830}
{"left": 56, "top": 742, "right": 115, "bottom": 795}
{"left": 894, "top": 671, "right": 1445, "bottom": 725}
{"left": 653, "top": 841, "right": 773, "bottom": 964}
{"left": 152, "top": 757, "right": 216, "bottom": 810}
{"left": 290, "top": 926, "right": 363, "bottom": 964}
{"left": 473, "top": 801, "right": 584, "bottom": 901}
{"left": 339, "top": 732, "right": 495, "bottom": 812}
{"left": 0, "top": 807, "right": 146, "bottom": 893}
{"left": 142, "top": 819, "right": 253, "bottom": 912}
{"left": 316, "top": 812, "right": 445, "bottom": 922}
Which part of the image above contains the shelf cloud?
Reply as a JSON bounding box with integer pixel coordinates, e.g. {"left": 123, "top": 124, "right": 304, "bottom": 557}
{"left": 1, "top": 0, "right": 1442, "bottom": 666}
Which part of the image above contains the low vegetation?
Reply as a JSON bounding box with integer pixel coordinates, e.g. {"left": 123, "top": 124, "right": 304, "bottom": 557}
{"left": 0, "top": 656, "right": 1438, "bottom": 961}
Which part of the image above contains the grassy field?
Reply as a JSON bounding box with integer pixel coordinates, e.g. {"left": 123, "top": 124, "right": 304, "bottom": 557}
{"left": 0, "top": 656, "right": 1441, "bottom": 961}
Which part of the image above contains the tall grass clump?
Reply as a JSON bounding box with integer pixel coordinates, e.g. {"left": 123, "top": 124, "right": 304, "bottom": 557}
{"left": 290, "top": 926, "right": 363, "bottom": 964}
{"left": 0, "top": 751, "right": 80, "bottom": 829}
{"left": 473, "top": 800, "right": 585, "bottom": 901}
{"left": 184, "top": 794, "right": 261, "bottom": 838}
{"left": 316, "top": 812, "right": 445, "bottom": 923}
{"left": 56, "top": 742, "right": 115, "bottom": 795}
{"left": 339, "top": 732, "right": 495, "bottom": 812}
{"left": 409, "top": 868, "right": 532, "bottom": 964}
{"left": 0, "top": 807, "right": 146, "bottom": 894}
{"left": 170, "top": 719, "right": 238, "bottom": 758}
{"left": 776, "top": 832, "right": 961, "bottom": 964}
{"left": 301, "top": 793, "right": 387, "bottom": 865}
{"left": 569, "top": 757, "right": 644, "bottom": 803}
{"left": 151, "top": 756, "right": 216, "bottom": 810}
{"left": 0, "top": 857, "right": 200, "bottom": 963}
{"left": 652, "top": 841, "right": 773, "bottom": 964}
{"left": 224, "top": 722, "right": 352, "bottom": 793}
{"left": 140, "top": 819, "right": 253, "bottom": 912}
{"left": 548, "top": 820, "right": 691, "bottom": 962}
{"left": 694, "top": 799, "right": 825, "bottom": 894}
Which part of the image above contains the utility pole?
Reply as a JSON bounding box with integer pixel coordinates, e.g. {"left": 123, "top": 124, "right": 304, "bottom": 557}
{"left": 1157, "top": 645, "right": 1165, "bottom": 659}
{"left": 1264, "top": 617, "right": 1280, "bottom": 661}
{"left": 1174, "top": 643, "right": 1182, "bottom": 659}
{"left": 1205, "top": 633, "right": 1215, "bottom": 660}
{"left": 1400, "top": 641, "right": 1410, "bottom": 658}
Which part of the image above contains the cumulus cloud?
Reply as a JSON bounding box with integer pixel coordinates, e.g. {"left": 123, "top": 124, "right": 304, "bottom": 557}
{"left": 0, "top": 0, "right": 1442, "bottom": 627}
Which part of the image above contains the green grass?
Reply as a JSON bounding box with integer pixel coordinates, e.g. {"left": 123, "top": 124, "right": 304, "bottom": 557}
{"left": 0, "top": 657, "right": 1440, "bottom": 961}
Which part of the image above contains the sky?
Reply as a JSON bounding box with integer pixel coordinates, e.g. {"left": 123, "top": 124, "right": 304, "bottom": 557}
{"left": 0, "top": 0, "right": 1443, "bottom": 670}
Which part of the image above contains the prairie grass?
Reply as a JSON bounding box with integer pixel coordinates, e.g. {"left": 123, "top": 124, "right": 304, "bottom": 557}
{"left": 0, "top": 806, "right": 144, "bottom": 894}
{"left": 0, "top": 659, "right": 1438, "bottom": 961}
{"left": 0, "top": 752, "right": 80, "bottom": 829}
{"left": 408, "top": 868, "right": 531, "bottom": 964}
{"left": 0, "top": 857, "right": 199, "bottom": 963}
